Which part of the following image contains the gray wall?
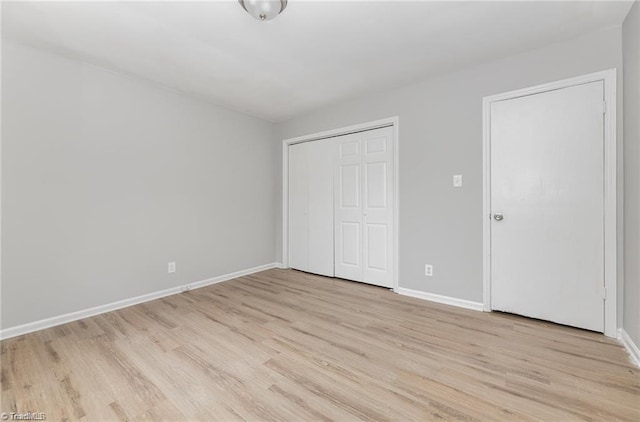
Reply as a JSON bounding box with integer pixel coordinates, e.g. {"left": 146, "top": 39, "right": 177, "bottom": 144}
{"left": 623, "top": 2, "right": 640, "bottom": 347}
{"left": 276, "top": 27, "right": 624, "bottom": 306}
{"left": 1, "top": 41, "right": 277, "bottom": 329}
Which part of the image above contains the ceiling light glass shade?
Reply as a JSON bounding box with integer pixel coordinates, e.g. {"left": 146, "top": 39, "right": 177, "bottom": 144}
{"left": 239, "top": 0, "right": 287, "bottom": 21}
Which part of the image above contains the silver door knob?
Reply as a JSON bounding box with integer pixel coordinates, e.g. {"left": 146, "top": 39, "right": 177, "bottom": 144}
{"left": 494, "top": 213, "right": 504, "bottom": 221}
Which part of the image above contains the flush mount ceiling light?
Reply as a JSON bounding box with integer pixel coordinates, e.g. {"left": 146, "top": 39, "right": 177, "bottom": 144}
{"left": 239, "top": 0, "right": 287, "bottom": 21}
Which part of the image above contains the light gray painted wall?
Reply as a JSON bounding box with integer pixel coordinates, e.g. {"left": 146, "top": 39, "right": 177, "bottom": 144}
{"left": 276, "top": 27, "right": 624, "bottom": 307}
{"left": 1, "top": 40, "right": 277, "bottom": 329}
{"left": 623, "top": 2, "right": 640, "bottom": 347}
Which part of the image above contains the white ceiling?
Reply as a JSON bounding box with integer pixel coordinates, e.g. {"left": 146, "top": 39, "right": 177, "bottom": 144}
{"left": 1, "top": 1, "right": 633, "bottom": 122}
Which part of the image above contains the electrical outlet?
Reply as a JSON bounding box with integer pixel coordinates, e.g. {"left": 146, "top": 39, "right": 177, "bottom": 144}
{"left": 453, "top": 174, "right": 463, "bottom": 187}
{"left": 425, "top": 264, "right": 433, "bottom": 277}
{"left": 168, "top": 262, "right": 176, "bottom": 274}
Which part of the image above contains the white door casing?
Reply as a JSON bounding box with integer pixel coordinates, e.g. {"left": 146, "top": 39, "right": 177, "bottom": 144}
{"left": 335, "top": 127, "right": 394, "bottom": 287}
{"left": 484, "top": 70, "right": 617, "bottom": 336}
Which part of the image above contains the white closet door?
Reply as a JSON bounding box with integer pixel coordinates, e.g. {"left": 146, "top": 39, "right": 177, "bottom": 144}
{"left": 362, "top": 127, "right": 394, "bottom": 287}
{"left": 334, "top": 133, "right": 363, "bottom": 282}
{"left": 308, "top": 139, "right": 335, "bottom": 277}
{"left": 288, "top": 143, "right": 309, "bottom": 271}
{"left": 335, "top": 127, "right": 394, "bottom": 287}
{"left": 288, "top": 140, "right": 334, "bottom": 276}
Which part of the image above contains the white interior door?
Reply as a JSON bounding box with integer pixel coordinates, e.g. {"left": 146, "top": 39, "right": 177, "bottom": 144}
{"left": 335, "top": 127, "right": 394, "bottom": 287}
{"left": 490, "top": 81, "right": 605, "bottom": 332}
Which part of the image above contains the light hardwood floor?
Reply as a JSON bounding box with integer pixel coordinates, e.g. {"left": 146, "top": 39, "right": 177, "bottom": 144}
{"left": 1, "top": 269, "right": 639, "bottom": 421}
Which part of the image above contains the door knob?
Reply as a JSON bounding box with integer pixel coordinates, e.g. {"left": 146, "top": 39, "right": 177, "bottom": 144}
{"left": 494, "top": 213, "right": 504, "bottom": 221}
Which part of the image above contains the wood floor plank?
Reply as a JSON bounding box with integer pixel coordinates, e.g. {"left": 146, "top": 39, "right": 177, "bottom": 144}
{"left": 1, "top": 269, "right": 638, "bottom": 421}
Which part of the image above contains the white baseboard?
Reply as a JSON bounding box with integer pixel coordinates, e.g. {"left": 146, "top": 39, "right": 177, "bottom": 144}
{"left": 0, "top": 262, "right": 278, "bottom": 341}
{"left": 396, "top": 287, "right": 484, "bottom": 312}
{"left": 274, "top": 262, "right": 286, "bottom": 269}
{"left": 186, "top": 262, "right": 276, "bottom": 290}
{"left": 618, "top": 328, "right": 640, "bottom": 367}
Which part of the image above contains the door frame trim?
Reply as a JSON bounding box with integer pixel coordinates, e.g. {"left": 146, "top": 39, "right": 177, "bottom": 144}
{"left": 282, "top": 116, "right": 400, "bottom": 292}
{"left": 482, "top": 69, "right": 617, "bottom": 337}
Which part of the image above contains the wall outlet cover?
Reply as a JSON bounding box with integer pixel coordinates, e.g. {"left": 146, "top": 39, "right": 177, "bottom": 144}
{"left": 425, "top": 264, "right": 433, "bottom": 277}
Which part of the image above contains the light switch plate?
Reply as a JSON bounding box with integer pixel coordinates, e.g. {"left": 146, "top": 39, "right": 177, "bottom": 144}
{"left": 453, "top": 174, "right": 463, "bottom": 187}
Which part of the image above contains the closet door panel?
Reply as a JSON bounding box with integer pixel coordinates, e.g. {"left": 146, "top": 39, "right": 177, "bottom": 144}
{"left": 334, "top": 134, "right": 363, "bottom": 282}
{"left": 288, "top": 143, "right": 309, "bottom": 271}
{"left": 308, "top": 139, "right": 335, "bottom": 277}
{"left": 362, "top": 127, "right": 394, "bottom": 287}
